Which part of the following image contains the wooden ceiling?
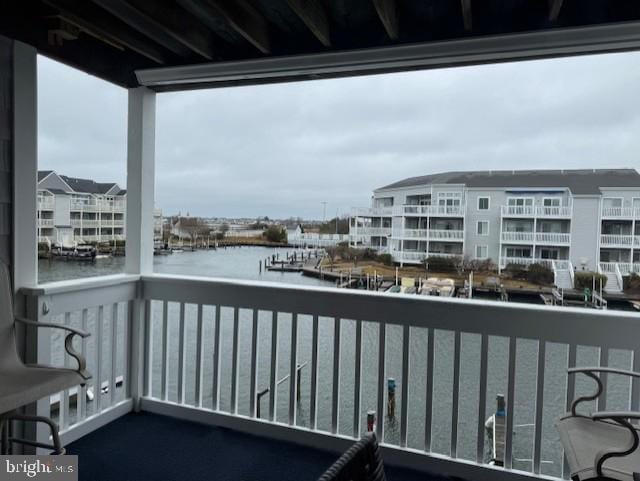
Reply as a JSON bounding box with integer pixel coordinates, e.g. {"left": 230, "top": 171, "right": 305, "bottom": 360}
{"left": 1, "top": 0, "right": 639, "bottom": 88}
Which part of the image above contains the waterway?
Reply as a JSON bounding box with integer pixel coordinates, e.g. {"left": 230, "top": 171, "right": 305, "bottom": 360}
{"left": 39, "top": 247, "right": 633, "bottom": 477}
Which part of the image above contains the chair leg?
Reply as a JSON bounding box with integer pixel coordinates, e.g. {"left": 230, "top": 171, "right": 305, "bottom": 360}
{"left": 4, "top": 413, "right": 65, "bottom": 455}
{"left": 0, "top": 417, "right": 9, "bottom": 455}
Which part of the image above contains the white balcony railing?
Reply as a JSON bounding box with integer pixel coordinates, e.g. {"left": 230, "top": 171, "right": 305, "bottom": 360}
{"left": 393, "top": 228, "right": 429, "bottom": 239}
{"left": 501, "top": 206, "right": 572, "bottom": 218}
{"left": 501, "top": 232, "right": 534, "bottom": 243}
{"left": 37, "top": 197, "right": 55, "bottom": 209}
{"left": 428, "top": 229, "right": 464, "bottom": 240}
{"left": 397, "top": 205, "right": 466, "bottom": 217}
{"left": 22, "top": 274, "right": 640, "bottom": 481}
{"left": 358, "top": 227, "right": 392, "bottom": 237}
{"left": 535, "top": 232, "right": 571, "bottom": 244}
{"left": 391, "top": 229, "right": 464, "bottom": 240}
{"left": 536, "top": 206, "right": 573, "bottom": 217}
{"left": 500, "top": 257, "right": 558, "bottom": 268}
{"left": 501, "top": 206, "right": 535, "bottom": 217}
{"left": 600, "top": 234, "right": 634, "bottom": 247}
{"left": 353, "top": 207, "right": 394, "bottom": 217}
{"left": 38, "top": 218, "right": 54, "bottom": 227}
{"left": 501, "top": 232, "right": 570, "bottom": 245}
{"left": 601, "top": 207, "right": 640, "bottom": 219}
{"left": 599, "top": 262, "right": 634, "bottom": 275}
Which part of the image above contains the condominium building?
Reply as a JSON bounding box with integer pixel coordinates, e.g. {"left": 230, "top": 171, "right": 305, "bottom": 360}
{"left": 37, "top": 170, "right": 163, "bottom": 245}
{"left": 350, "top": 169, "right": 640, "bottom": 292}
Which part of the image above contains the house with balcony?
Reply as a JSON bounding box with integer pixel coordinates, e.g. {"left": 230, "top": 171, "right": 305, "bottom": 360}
{"left": 38, "top": 171, "right": 163, "bottom": 245}
{"left": 2, "top": 3, "right": 640, "bottom": 481}
{"left": 351, "top": 169, "right": 640, "bottom": 291}
{"left": 37, "top": 170, "right": 127, "bottom": 245}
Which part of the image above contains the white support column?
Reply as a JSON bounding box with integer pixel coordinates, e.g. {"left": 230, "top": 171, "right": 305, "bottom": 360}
{"left": 125, "top": 87, "right": 156, "bottom": 411}
{"left": 13, "top": 41, "right": 38, "bottom": 291}
{"left": 125, "top": 87, "right": 156, "bottom": 275}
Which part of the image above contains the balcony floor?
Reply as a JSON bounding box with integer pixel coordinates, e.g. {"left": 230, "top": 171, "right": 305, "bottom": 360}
{"left": 67, "top": 412, "right": 439, "bottom": 481}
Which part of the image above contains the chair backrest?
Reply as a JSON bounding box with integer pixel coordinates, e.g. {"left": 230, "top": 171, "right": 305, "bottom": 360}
{"left": 0, "top": 262, "right": 21, "bottom": 370}
{"left": 318, "top": 434, "right": 387, "bottom": 481}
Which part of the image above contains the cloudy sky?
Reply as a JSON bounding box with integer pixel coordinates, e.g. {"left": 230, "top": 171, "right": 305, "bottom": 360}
{"left": 38, "top": 51, "right": 640, "bottom": 220}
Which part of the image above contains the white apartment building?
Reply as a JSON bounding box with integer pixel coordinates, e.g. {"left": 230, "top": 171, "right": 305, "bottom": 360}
{"left": 37, "top": 170, "right": 163, "bottom": 245}
{"left": 350, "top": 169, "right": 640, "bottom": 292}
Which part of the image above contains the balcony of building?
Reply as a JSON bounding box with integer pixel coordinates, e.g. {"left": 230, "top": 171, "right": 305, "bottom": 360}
{"left": 501, "top": 232, "right": 571, "bottom": 246}
{"left": 5, "top": 6, "right": 640, "bottom": 481}
{"left": 601, "top": 206, "right": 640, "bottom": 219}
{"left": 500, "top": 206, "right": 572, "bottom": 219}
{"left": 37, "top": 195, "right": 54, "bottom": 210}
{"left": 394, "top": 205, "right": 466, "bottom": 217}
{"left": 352, "top": 207, "right": 394, "bottom": 218}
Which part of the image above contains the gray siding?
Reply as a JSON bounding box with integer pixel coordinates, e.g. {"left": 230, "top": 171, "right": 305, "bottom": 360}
{"left": 570, "top": 197, "right": 601, "bottom": 271}
{"left": 0, "top": 36, "right": 12, "bottom": 268}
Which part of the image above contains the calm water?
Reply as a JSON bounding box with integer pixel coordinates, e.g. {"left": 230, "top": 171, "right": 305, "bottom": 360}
{"left": 40, "top": 248, "right": 633, "bottom": 477}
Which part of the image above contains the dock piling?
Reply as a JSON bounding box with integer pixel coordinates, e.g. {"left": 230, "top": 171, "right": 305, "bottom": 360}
{"left": 387, "top": 378, "right": 396, "bottom": 417}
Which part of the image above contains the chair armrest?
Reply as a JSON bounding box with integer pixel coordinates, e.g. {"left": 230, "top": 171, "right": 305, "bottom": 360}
{"left": 593, "top": 411, "right": 640, "bottom": 421}
{"left": 567, "top": 367, "right": 640, "bottom": 417}
{"left": 15, "top": 317, "right": 91, "bottom": 380}
{"left": 569, "top": 367, "right": 640, "bottom": 379}
{"left": 15, "top": 317, "right": 90, "bottom": 338}
{"left": 590, "top": 411, "right": 640, "bottom": 477}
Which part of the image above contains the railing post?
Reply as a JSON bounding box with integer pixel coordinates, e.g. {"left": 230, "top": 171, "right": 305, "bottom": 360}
{"left": 125, "top": 87, "right": 156, "bottom": 411}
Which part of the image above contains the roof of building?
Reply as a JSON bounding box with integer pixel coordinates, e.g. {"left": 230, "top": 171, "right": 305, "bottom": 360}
{"left": 45, "top": 188, "right": 68, "bottom": 195}
{"left": 37, "top": 170, "right": 53, "bottom": 182}
{"left": 376, "top": 169, "right": 640, "bottom": 195}
{"left": 59, "top": 175, "right": 121, "bottom": 195}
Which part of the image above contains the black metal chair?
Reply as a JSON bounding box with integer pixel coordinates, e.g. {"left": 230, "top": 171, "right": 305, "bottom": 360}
{"left": 318, "top": 434, "right": 387, "bottom": 481}
{"left": 0, "top": 263, "right": 91, "bottom": 454}
{"left": 556, "top": 367, "right": 640, "bottom": 481}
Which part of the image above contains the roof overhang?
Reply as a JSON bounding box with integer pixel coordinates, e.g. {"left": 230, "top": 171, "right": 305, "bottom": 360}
{"left": 137, "top": 21, "right": 640, "bottom": 91}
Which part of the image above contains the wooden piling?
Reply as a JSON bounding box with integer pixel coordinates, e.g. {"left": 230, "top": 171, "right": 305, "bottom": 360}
{"left": 367, "top": 410, "right": 375, "bottom": 432}
{"left": 387, "top": 378, "right": 396, "bottom": 417}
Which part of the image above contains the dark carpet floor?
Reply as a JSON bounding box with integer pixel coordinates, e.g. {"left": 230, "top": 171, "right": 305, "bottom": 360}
{"left": 67, "top": 412, "right": 446, "bottom": 481}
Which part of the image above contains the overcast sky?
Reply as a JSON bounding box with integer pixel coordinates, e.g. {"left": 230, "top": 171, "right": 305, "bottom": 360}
{"left": 38, "top": 51, "right": 640, "bottom": 220}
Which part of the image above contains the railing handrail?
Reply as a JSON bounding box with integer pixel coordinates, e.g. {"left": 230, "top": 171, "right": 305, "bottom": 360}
{"left": 139, "top": 273, "right": 638, "bottom": 342}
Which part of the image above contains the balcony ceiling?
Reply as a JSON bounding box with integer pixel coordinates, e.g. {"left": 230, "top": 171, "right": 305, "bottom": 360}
{"left": 1, "top": 0, "right": 640, "bottom": 91}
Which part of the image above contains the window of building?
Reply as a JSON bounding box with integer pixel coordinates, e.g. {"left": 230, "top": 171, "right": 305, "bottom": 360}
{"left": 477, "top": 221, "right": 489, "bottom": 235}
{"left": 475, "top": 245, "right": 488, "bottom": 259}
{"left": 543, "top": 197, "right": 561, "bottom": 207}
{"left": 374, "top": 197, "right": 394, "bottom": 207}
{"left": 633, "top": 198, "right": 640, "bottom": 209}
{"left": 406, "top": 194, "right": 431, "bottom": 205}
{"left": 478, "top": 197, "right": 490, "bottom": 210}
{"left": 603, "top": 197, "right": 622, "bottom": 208}
{"left": 506, "top": 247, "right": 532, "bottom": 258}
{"left": 437, "top": 192, "right": 462, "bottom": 207}
{"left": 507, "top": 197, "right": 533, "bottom": 207}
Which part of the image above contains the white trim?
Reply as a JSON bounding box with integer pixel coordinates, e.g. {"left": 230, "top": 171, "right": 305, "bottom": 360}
{"left": 125, "top": 87, "right": 156, "bottom": 275}
{"left": 477, "top": 220, "right": 490, "bottom": 236}
{"left": 13, "top": 41, "right": 38, "bottom": 289}
{"left": 477, "top": 196, "right": 490, "bottom": 211}
{"left": 136, "top": 21, "right": 640, "bottom": 89}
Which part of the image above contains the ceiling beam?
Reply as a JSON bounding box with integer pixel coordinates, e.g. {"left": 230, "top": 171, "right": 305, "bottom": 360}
{"left": 373, "top": 0, "right": 398, "bottom": 40}
{"left": 286, "top": 0, "right": 331, "bottom": 47}
{"left": 179, "top": 0, "right": 270, "bottom": 54}
{"left": 460, "top": 0, "right": 472, "bottom": 31}
{"left": 548, "top": 0, "right": 563, "bottom": 22}
{"left": 43, "top": 0, "right": 171, "bottom": 64}
{"left": 91, "top": 0, "right": 216, "bottom": 60}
